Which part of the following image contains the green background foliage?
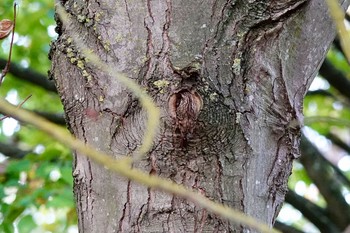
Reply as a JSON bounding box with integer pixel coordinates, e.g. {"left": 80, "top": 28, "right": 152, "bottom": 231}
{"left": 0, "top": 1, "right": 76, "bottom": 232}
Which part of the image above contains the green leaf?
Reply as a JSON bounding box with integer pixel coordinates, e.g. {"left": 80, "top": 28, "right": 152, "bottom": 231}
{"left": 47, "top": 190, "right": 75, "bottom": 208}
{"left": 5, "top": 160, "right": 31, "bottom": 175}
{"left": 60, "top": 166, "right": 73, "bottom": 186}
{"left": 4, "top": 206, "right": 25, "bottom": 222}
{"left": 0, "top": 220, "right": 14, "bottom": 233}
{"left": 17, "top": 215, "right": 37, "bottom": 233}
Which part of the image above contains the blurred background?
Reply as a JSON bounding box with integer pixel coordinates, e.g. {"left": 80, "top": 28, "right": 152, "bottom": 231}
{"left": 0, "top": 1, "right": 349, "bottom": 232}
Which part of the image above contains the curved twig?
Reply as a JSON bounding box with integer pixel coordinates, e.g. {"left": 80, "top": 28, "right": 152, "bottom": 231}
{"left": 0, "top": 3, "right": 17, "bottom": 84}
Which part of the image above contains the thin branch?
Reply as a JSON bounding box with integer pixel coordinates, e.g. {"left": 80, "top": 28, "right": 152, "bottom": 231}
{"left": 346, "top": 12, "right": 350, "bottom": 22}
{"left": 319, "top": 59, "right": 350, "bottom": 102}
{"left": 0, "top": 142, "right": 31, "bottom": 159}
{"left": 325, "top": 0, "right": 350, "bottom": 63}
{"left": 333, "top": 37, "right": 348, "bottom": 59}
{"left": 0, "top": 3, "right": 17, "bottom": 84}
{"left": 304, "top": 116, "right": 350, "bottom": 127}
{"left": 334, "top": 12, "right": 350, "bottom": 59}
{"left": 300, "top": 135, "right": 350, "bottom": 229}
{"left": 0, "top": 58, "right": 57, "bottom": 93}
{"left": 306, "top": 89, "right": 336, "bottom": 98}
{"left": 0, "top": 94, "right": 31, "bottom": 121}
{"left": 326, "top": 132, "right": 350, "bottom": 154}
{"left": 306, "top": 89, "right": 350, "bottom": 108}
{"left": 0, "top": 98, "right": 281, "bottom": 233}
{"left": 323, "top": 133, "right": 350, "bottom": 189}
{"left": 274, "top": 221, "right": 305, "bottom": 233}
{"left": 33, "top": 111, "right": 65, "bottom": 126}
{"left": 285, "top": 189, "right": 341, "bottom": 233}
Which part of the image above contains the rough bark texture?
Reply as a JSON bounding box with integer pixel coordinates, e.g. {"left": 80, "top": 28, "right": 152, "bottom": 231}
{"left": 50, "top": 0, "right": 349, "bottom": 232}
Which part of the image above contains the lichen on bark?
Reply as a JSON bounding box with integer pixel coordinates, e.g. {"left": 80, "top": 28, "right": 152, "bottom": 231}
{"left": 49, "top": 0, "right": 347, "bottom": 232}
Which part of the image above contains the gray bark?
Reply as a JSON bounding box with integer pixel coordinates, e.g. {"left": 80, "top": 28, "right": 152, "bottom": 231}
{"left": 50, "top": 0, "right": 349, "bottom": 232}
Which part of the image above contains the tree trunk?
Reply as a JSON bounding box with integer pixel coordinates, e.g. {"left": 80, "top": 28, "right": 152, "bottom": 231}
{"left": 50, "top": 0, "right": 348, "bottom": 232}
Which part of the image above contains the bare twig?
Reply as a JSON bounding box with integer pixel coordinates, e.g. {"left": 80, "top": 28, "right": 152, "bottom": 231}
{"left": 0, "top": 94, "right": 31, "bottom": 121}
{"left": 326, "top": 0, "right": 350, "bottom": 63}
{"left": 0, "top": 3, "right": 17, "bottom": 84}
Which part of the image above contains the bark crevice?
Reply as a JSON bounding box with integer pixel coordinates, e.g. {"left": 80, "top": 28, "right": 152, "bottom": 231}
{"left": 50, "top": 0, "right": 344, "bottom": 232}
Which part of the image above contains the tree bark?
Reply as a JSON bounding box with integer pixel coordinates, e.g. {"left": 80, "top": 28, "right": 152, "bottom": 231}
{"left": 50, "top": 0, "right": 349, "bottom": 232}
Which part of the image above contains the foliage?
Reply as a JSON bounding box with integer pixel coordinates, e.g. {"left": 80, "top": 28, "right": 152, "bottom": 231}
{"left": 0, "top": 0, "right": 75, "bottom": 232}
